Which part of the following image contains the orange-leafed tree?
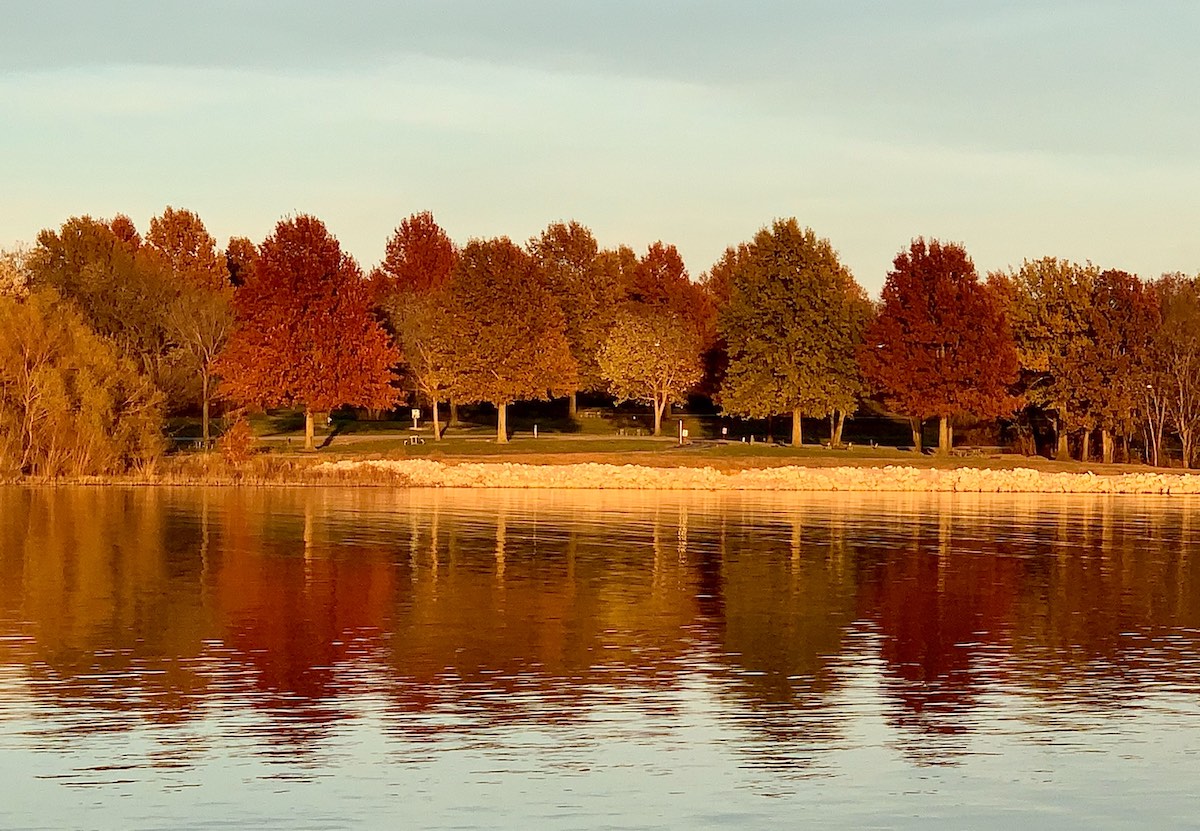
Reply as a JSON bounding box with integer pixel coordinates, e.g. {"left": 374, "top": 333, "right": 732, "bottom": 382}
{"left": 443, "top": 237, "right": 576, "bottom": 442}
{"left": 145, "top": 207, "right": 233, "bottom": 444}
{"left": 528, "top": 221, "right": 620, "bottom": 416}
{"left": 859, "top": 238, "right": 1018, "bottom": 453}
{"left": 217, "top": 215, "right": 400, "bottom": 450}
{"left": 146, "top": 206, "right": 229, "bottom": 291}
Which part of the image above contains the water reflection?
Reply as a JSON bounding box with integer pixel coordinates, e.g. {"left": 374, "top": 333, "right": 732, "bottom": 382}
{"left": 3, "top": 487, "right": 1200, "bottom": 823}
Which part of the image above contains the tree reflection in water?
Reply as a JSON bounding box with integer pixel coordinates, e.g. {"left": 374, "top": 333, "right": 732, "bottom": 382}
{"left": 2, "top": 487, "right": 1200, "bottom": 777}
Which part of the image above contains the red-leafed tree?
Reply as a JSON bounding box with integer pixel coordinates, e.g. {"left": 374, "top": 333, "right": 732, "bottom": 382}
{"left": 217, "top": 215, "right": 400, "bottom": 450}
{"left": 627, "top": 242, "right": 716, "bottom": 345}
{"left": 442, "top": 237, "right": 576, "bottom": 442}
{"left": 859, "top": 239, "right": 1018, "bottom": 453}
{"left": 370, "top": 211, "right": 457, "bottom": 299}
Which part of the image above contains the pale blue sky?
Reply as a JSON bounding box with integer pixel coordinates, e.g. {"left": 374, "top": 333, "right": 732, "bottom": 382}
{"left": 3, "top": 1, "right": 1198, "bottom": 294}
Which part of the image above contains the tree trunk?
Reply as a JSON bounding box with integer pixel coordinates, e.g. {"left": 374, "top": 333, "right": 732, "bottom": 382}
{"left": 1101, "top": 429, "right": 1114, "bottom": 464}
{"left": 568, "top": 391, "right": 578, "bottom": 419}
{"left": 1183, "top": 429, "right": 1194, "bottom": 469}
{"left": 1056, "top": 417, "right": 1070, "bottom": 460}
{"left": 653, "top": 396, "right": 665, "bottom": 436}
{"left": 911, "top": 417, "right": 922, "bottom": 453}
{"left": 1080, "top": 429, "right": 1090, "bottom": 463}
{"left": 791, "top": 407, "right": 802, "bottom": 446}
{"left": 938, "top": 415, "right": 951, "bottom": 455}
{"left": 450, "top": 399, "right": 460, "bottom": 426}
{"left": 832, "top": 409, "right": 846, "bottom": 446}
{"left": 201, "top": 371, "right": 211, "bottom": 447}
{"left": 432, "top": 399, "right": 442, "bottom": 441}
{"left": 304, "top": 408, "right": 315, "bottom": 451}
{"left": 496, "top": 402, "right": 508, "bottom": 443}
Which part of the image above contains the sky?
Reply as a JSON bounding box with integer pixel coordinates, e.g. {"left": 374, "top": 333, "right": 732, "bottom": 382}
{"left": 3, "top": 0, "right": 1198, "bottom": 296}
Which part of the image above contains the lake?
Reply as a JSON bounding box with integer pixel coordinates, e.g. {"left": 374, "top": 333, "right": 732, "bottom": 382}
{"left": 1, "top": 487, "right": 1198, "bottom": 829}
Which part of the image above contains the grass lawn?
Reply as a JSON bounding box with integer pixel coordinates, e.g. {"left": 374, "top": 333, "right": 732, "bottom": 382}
{"left": 155, "top": 409, "right": 1183, "bottom": 476}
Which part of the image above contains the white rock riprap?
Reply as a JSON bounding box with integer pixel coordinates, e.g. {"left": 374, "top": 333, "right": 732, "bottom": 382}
{"left": 311, "top": 460, "right": 1200, "bottom": 494}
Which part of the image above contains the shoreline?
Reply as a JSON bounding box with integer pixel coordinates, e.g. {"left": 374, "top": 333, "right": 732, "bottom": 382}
{"left": 312, "top": 459, "right": 1200, "bottom": 493}
{"left": 11, "top": 458, "right": 1200, "bottom": 494}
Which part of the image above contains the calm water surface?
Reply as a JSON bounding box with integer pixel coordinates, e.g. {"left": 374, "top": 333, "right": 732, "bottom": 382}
{"left": 2, "top": 487, "right": 1199, "bottom": 829}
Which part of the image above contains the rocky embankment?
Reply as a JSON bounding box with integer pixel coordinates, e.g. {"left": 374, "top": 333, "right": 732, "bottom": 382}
{"left": 313, "top": 459, "right": 1200, "bottom": 494}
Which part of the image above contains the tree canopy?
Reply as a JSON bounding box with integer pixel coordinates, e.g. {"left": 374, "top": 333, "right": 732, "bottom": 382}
{"left": 528, "top": 221, "right": 620, "bottom": 408}
{"left": 860, "top": 238, "right": 1018, "bottom": 452}
{"left": 217, "top": 214, "right": 400, "bottom": 449}
{"left": 371, "top": 211, "right": 457, "bottom": 300}
{"left": 442, "top": 237, "right": 577, "bottom": 441}
{"left": 598, "top": 307, "right": 702, "bottom": 436}
{"left": 718, "top": 219, "right": 871, "bottom": 445}
{"left": 0, "top": 290, "right": 164, "bottom": 476}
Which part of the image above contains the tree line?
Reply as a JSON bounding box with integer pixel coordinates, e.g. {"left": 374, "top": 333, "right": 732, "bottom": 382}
{"left": 2, "top": 208, "right": 1197, "bottom": 475}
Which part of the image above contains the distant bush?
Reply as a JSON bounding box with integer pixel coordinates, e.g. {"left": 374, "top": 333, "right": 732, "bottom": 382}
{"left": 0, "top": 290, "right": 164, "bottom": 476}
{"left": 217, "top": 412, "right": 257, "bottom": 465}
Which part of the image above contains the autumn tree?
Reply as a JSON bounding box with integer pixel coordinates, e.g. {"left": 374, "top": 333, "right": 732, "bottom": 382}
{"left": 370, "top": 211, "right": 457, "bottom": 299}
{"left": 441, "top": 237, "right": 576, "bottom": 442}
{"left": 145, "top": 207, "right": 228, "bottom": 291}
{"left": 217, "top": 215, "right": 400, "bottom": 450}
{"left": 371, "top": 212, "right": 459, "bottom": 433}
{"left": 381, "top": 289, "right": 456, "bottom": 440}
{"left": 225, "top": 236, "right": 258, "bottom": 286}
{"left": 27, "top": 215, "right": 176, "bottom": 390}
{"left": 166, "top": 284, "right": 234, "bottom": 445}
{"left": 598, "top": 308, "right": 703, "bottom": 436}
{"left": 698, "top": 242, "right": 750, "bottom": 396}
{"left": 528, "top": 221, "right": 620, "bottom": 416}
{"left": 717, "top": 219, "right": 872, "bottom": 446}
{"left": 860, "top": 239, "right": 1018, "bottom": 453}
{"left": 1075, "top": 270, "right": 1158, "bottom": 463}
{"left": 990, "top": 258, "right": 1097, "bottom": 459}
{"left": 0, "top": 246, "right": 30, "bottom": 297}
{"left": 1151, "top": 274, "right": 1200, "bottom": 467}
{"left": 627, "top": 241, "right": 716, "bottom": 346}
{"left": 145, "top": 207, "right": 234, "bottom": 442}
{"left": 0, "top": 290, "right": 164, "bottom": 476}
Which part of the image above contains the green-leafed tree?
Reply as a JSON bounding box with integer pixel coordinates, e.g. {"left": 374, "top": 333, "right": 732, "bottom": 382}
{"left": 717, "top": 219, "right": 871, "bottom": 446}
{"left": 0, "top": 290, "right": 164, "bottom": 476}
{"left": 381, "top": 289, "right": 457, "bottom": 440}
{"left": 860, "top": 239, "right": 1019, "bottom": 454}
{"left": 598, "top": 307, "right": 703, "bottom": 436}
{"left": 991, "top": 258, "right": 1098, "bottom": 459}
{"left": 528, "top": 221, "right": 620, "bottom": 417}
{"left": 443, "top": 237, "right": 577, "bottom": 442}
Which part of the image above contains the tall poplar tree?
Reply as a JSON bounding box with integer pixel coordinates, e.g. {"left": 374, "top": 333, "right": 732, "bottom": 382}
{"left": 443, "top": 237, "right": 576, "bottom": 442}
{"left": 217, "top": 215, "right": 400, "bottom": 450}
{"left": 717, "top": 219, "right": 871, "bottom": 446}
{"left": 860, "top": 239, "right": 1018, "bottom": 453}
